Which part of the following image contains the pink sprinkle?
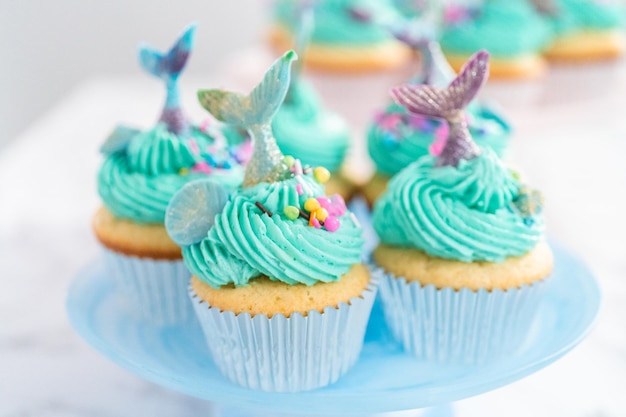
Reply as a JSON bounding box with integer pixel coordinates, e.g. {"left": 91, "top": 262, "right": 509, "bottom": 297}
{"left": 378, "top": 113, "right": 403, "bottom": 130}
{"left": 317, "top": 196, "right": 331, "bottom": 211}
{"left": 324, "top": 216, "right": 340, "bottom": 232}
{"left": 312, "top": 217, "right": 322, "bottom": 228}
{"left": 296, "top": 184, "right": 303, "bottom": 195}
{"left": 327, "top": 194, "right": 347, "bottom": 216}
{"left": 189, "top": 139, "right": 200, "bottom": 155}
{"left": 294, "top": 159, "right": 303, "bottom": 175}
{"left": 199, "top": 120, "right": 210, "bottom": 132}
{"left": 192, "top": 161, "right": 212, "bottom": 174}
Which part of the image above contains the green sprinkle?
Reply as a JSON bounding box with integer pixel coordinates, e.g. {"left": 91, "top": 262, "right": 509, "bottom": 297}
{"left": 283, "top": 205, "right": 300, "bottom": 220}
{"left": 284, "top": 155, "right": 295, "bottom": 168}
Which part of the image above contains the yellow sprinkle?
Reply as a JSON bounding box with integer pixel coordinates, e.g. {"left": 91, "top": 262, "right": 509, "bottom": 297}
{"left": 315, "top": 207, "right": 329, "bottom": 222}
{"left": 313, "top": 167, "right": 331, "bottom": 184}
{"left": 179, "top": 168, "right": 189, "bottom": 175}
{"left": 304, "top": 198, "right": 320, "bottom": 212}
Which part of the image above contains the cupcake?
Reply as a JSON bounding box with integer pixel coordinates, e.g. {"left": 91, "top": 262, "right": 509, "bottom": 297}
{"left": 363, "top": 36, "right": 511, "bottom": 206}
{"left": 165, "top": 51, "right": 376, "bottom": 391}
{"left": 272, "top": 7, "right": 357, "bottom": 200}
{"left": 93, "top": 25, "right": 249, "bottom": 324}
{"left": 269, "top": 0, "right": 411, "bottom": 72}
{"left": 440, "top": 1, "right": 552, "bottom": 79}
{"left": 538, "top": 0, "right": 625, "bottom": 61}
{"left": 371, "top": 51, "right": 553, "bottom": 363}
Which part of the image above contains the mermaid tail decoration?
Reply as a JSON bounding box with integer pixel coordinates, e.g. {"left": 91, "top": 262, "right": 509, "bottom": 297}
{"left": 197, "top": 50, "right": 297, "bottom": 187}
{"left": 139, "top": 23, "right": 196, "bottom": 136}
{"left": 391, "top": 50, "right": 489, "bottom": 167}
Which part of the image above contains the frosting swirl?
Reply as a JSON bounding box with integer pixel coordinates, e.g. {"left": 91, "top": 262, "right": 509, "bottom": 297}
{"left": 98, "top": 123, "right": 246, "bottom": 223}
{"left": 368, "top": 102, "right": 510, "bottom": 176}
{"left": 273, "top": 82, "right": 350, "bottom": 172}
{"left": 274, "top": 0, "right": 399, "bottom": 45}
{"left": 549, "top": 0, "right": 624, "bottom": 35}
{"left": 183, "top": 174, "right": 363, "bottom": 288}
{"left": 440, "top": 2, "right": 552, "bottom": 56}
{"left": 373, "top": 149, "right": 543, "bottom": 262}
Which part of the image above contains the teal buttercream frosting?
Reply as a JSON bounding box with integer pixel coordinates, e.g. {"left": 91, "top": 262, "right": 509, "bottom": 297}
{"left": 98, "top": 123, "right": 246, "bottom": 223}
{"left": 549, "top": 0, "right": 625, "bottom": 35}
{"left": 440, "top": 1, "right": 552, "bottom": 56}
{"left": 373, "top": 149, "right": 543, "bottom": 262}
{"left": 368, "top": 103, "right": 510, "bottom": 176}
{"left": 183, "top": 174, "right": 364, "bottom": 288}
{"left": 273, "top": 81, "right": 350, "bottom": 172}
{"left": 275, "top": 0, "right": 399, "bottom": 45}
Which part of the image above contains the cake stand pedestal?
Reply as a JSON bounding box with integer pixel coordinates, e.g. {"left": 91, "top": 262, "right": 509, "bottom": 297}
{"left": 66, "top": 242, "right": 600, "bottom": 416}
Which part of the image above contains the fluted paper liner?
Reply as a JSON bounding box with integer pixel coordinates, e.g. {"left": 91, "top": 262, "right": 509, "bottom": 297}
{"left": 372, "top": 265, "right": 548, "bottom": 364}
{"left": 102, "top": 248, "right": 194, "bottom": 326}
{"left": 189, "top": 276, "right": 378, "bottom": 392}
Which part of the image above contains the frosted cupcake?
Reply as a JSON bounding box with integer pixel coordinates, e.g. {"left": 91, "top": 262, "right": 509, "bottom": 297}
{"left": 372, "top": 51, "right": 553, "bottom": 363}
{"left": 93, "top": 25, "right": 249, "bottom": 324}
{"left": 364, "top": 37, "right": 510, "bottom": 206}
{"left": 538, "top": 0, "right": 625, "bottom": 61}
{"left": 270, "top": 0, "right": 411, "bottom": 72}
{"left": 166, "top": 51, "right": 376, "bottom": 391}
{"left": 440, "top": 1, "right": 552, "bottom": 79}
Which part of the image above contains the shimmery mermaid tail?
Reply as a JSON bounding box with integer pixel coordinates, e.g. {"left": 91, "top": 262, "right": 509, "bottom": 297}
{"left": 197, "top": 51, "right": 297, "bottom": 186}
{"left": 391, "top": 50, "right": 489, "bottom": 167}
{"left": 392, "top": 50, "right": 489, "bottom": 118}
{"left": 138, "top": 23, "right": 197, "bottom": 135}
{"left": 138, "top": 23, "right": 196, "bottom": 82}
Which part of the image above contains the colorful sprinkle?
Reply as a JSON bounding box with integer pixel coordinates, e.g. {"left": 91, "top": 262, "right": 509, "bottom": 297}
{"left": 189, "top": 139, "right": 200, "bottom": 155}
{"left": 314, "top": 207, "right": 329, "bottom": 222}
{"left": 296, "top": 184, "right": 303, "bottom": 195}
{"left": 324, "top": 216, "right": 340, "bottom": 232}
{"left": 313, "top": 167, "right": 331, "bottom": 184}
{"left": 328, "top": 194, "right": 347, "bottom": 216}
{"left": 299, "top": 209, "right": 310, "bottom": 221}
{"left": 255, "top": 201, "right": 273, "bottom": 217}
{"left": 294, "top": 159, "right": 303, "bottom": 175}
{"left": 309, "top": 211, "right": 319, "bottom": 226}
{"left": 304, "top": 198, "right": 320, "bottom": 212}
{"left": 179, "top": 168, "right": 189, "bottom": 175}
{"left": 192, "top": 161, "right": 212, "bottom": 174}
{"left": 350, "top": 212, "right": 361, "bottom": 228}
{"left": 284, "top": 155, "right": 295, "bottom": 168}
{"left": 283, "top": 205, "right": 300, "bottom": 220}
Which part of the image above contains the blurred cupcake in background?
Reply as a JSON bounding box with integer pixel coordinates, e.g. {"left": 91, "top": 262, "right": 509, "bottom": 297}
{"left": 537, "top": 0, "right": 625, "bottom": 61}
{"left": 273, "top": 5, "right": 358, "bottom": 199}
{"left": 363, "top": 18, "right": 511, "bottom": 206}
{"left": 440, "top": 1, "right": 552, "bottom": 79}
{"left": 93, "top": 24, "right": 249, "bottom": 325}
{"left": 270, "top": 0, "right": 411, "bottom": 72}
{"left": 372, "top": 51, "right": 553, "bottom": 363}
{"left": 166, "top": 51, "right": 376, "bottom": 392}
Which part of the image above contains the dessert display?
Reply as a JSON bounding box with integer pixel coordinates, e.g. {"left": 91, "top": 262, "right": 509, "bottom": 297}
{"left": 363, "top": 26, "right": 511, "bottom": 206}
{"left": 165, "top": 51, "right": 376, "bottom": 392}
{"left": 372, "top": 51, "right": 553, "bottom": 362}
{"left": 92, "top": 24, "right": 249, "bottom": 324}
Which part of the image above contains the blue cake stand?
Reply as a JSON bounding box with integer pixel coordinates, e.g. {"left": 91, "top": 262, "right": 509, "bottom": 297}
{"left": 66, "top": 242, "right": 599, "bottom": 416}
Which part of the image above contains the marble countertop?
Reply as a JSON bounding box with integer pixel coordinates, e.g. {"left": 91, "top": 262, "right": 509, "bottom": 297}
{"left": 1, "top": 54, "right": 625, "bottom": 416}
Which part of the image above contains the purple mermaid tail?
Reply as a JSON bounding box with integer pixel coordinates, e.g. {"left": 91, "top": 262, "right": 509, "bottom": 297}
{"left": 391, "top": 50, "right": 490, "bottom": 167}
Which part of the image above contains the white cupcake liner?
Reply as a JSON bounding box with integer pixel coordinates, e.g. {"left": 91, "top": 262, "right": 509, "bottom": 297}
{"left": 102, "top": 248, "right": 194, "bottom": 326}
{"left": 372, "top": 265, "right": 548, "bottom": 364}
{"left": 189, "top": 276, "right": 378, "bottom": 392}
